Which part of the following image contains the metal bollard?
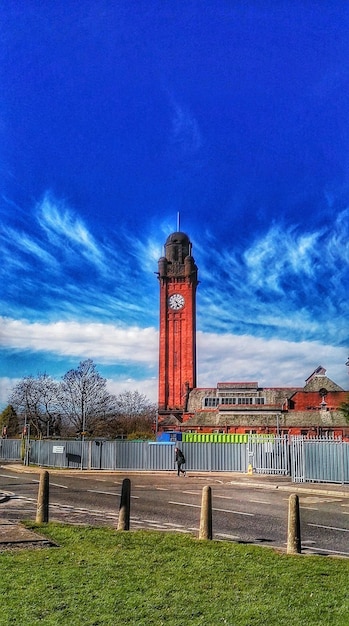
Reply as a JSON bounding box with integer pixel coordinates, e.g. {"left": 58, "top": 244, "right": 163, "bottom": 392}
{"left": 36, "top": 470, "right": 49, "bottom": 523}
{"left": 287, "top": 493, "right": 301, "bottom": 554}
{"left": 199, "top": 485, "right": 212, "bottom": 540}
{"left": 117, "top": 478, "right": 131, "bottom": 530}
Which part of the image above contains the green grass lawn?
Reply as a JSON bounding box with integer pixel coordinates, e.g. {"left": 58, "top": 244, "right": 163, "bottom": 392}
{"left": 0, "top": 523, "right": 348, "bottom": 625}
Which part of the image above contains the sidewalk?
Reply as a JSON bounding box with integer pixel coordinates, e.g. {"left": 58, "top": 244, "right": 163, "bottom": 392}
{"left": 0, "top": 519, "right": 55, "bottom": 550}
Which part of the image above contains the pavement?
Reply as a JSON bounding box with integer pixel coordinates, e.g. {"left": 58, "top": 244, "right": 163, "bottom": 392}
{"left": 1, "top": 463, "right": 349, "bottom": 549}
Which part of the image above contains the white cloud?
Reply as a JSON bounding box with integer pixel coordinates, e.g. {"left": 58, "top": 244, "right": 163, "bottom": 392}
{"left": 0, "top": 317, "right": 158, "bottom": 364}
{"left": 107, "top": 376, "right": 158, "bottom": 403}
{"left": 0, "top": 377, "right": 21, "bottom": 408}
{"left": 197, "top": 331, "right": 349, "bottom": 390}
{"left": 1, "top": 322, "right": 347, "bottom": 410}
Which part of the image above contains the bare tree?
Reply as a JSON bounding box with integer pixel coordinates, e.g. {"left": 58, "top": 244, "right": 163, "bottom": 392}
{"left": 101, "top": 390, "right": 156, "bottom": 439}
{"left": 59, "top": 359, "right": 114, "bottom": 436}
{"left": 8, "top": 361, "right": 155, "bottom": 439}
{"left": 9, "top": 374, "right": 61, "bottom": 437}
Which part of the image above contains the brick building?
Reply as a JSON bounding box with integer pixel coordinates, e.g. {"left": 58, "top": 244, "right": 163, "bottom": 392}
{"left": 157, "top": 231, "right": 349, "bottom": 438}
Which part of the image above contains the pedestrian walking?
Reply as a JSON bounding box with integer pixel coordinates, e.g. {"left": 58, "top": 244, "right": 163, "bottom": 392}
{"left": 175, "top": 447, "right": 186, "bottom": 476}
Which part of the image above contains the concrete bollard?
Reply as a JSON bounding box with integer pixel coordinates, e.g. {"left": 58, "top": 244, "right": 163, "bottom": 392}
{"left": 199, "top": 485, "right": 212, "bottom": 540}
{"left": 36, "top": 470, "right": 49, "bottom": 523}
{"left": 117, "top": 478, "right": 131, "bottom": 530}
{"left": 287, "top": 493, "right": 301, "bottom": 554}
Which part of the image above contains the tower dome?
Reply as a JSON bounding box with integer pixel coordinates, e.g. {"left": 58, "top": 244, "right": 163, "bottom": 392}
{"left": 165, "top": 231, "right": 191, "bottom": 262}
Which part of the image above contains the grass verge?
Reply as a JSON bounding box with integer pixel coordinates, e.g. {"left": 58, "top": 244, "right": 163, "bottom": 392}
{"left": 0, "top": 523, "right": 348, "bottom": 625}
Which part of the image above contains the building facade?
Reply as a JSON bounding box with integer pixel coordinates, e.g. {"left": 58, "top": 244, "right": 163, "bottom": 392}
{"left": 157, "top": 231, "right": 349, "bottom": 438}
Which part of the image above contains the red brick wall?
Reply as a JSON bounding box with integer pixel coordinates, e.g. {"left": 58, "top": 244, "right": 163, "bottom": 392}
{"left": 291, "top": 391, "right": 347, "bottom": 411}
{"left": 158, "top": 280, "right": 197, "bottom": 412}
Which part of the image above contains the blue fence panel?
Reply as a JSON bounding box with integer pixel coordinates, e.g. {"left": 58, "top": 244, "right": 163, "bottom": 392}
{"left": 0, "top": 438, "right": 22, "bottom": 461}
{"left": 303, "top": 439, "right": 349, "bottom": 484}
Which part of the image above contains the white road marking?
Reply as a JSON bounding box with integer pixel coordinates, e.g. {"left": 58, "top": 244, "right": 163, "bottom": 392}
{"left": 156, "top": 487, "right": 168, "bottom": 491}
{"left": 87, "top": 489, "right": 118, "bottom": 496}
{"left": 302, "top": 507, "right": 319, "bottom": 511}
{"left": 216, "top": 533, "right": 241, "bottom": 540}
{"left": 183, "top": 490, "right": 201, "bottom": 495}
{"left": 0, "top": 474, "right": 24, "bottom": 479}
{"left": 308, "top": 523, "right": 349, "bottom": 532}
{"left": 50, "top": 482, "right": 68, "bottom": 489}
{"left": 87, "top": 489, "right": 139, "bottom": 498}
{"left": 249, "top": 499, "right": 270, "bottom": 504}
{"left": 213, "top": 507, "right": 254, "bottom": 516}
{"left": 305, "top": 546, "right": 349, "bottom": 557}
{"left": 168, "top": 501, "right": 254, "bottom": 516}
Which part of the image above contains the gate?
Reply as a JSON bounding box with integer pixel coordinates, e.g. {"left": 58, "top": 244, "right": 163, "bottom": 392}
{"left": 247, "top": 435, "right": 290, "bottom": 475}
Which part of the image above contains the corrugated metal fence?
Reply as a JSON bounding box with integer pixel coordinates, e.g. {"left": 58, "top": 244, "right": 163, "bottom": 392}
{"left": 1, "top": 436, "right": 349, "bottom": 483}
{"left": 290, "top": 437, "right": 349, "bottom": 484}
{"left": 0, "top": 438, "right": 21, "bottom": 461}
{"left": 25, "top": 440, "right": 249, "bottom": 472}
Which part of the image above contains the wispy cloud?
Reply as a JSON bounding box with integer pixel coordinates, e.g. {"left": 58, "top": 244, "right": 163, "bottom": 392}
{"left": 197, "top": 209, "right": 349, "bottom": 346}
{"left": 36, "top": 193, "right": 106, "bottom": 270}
{"left": 170, "top": 100, "right": 202, "bottom": 154}
{"left": 0, "top": 193, "right": 160, "bottom": 325}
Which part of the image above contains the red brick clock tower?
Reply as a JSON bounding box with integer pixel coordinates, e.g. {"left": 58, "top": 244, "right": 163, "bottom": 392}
{"left": 157, "top": 231, "right": 198, "bottom": 422}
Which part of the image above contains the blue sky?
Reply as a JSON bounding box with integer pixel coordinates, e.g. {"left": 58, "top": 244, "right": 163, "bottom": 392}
{"left": 1, "top": 1, "right": 349, "bottom": 408}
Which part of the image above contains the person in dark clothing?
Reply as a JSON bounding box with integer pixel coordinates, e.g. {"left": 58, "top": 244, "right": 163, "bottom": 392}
{"left": 175, "top": 447, "right": 186, "bottom": 476}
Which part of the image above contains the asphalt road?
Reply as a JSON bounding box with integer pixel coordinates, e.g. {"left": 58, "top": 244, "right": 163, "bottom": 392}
{"left": 1, "top": 468, "right": 349, "bottom": 557}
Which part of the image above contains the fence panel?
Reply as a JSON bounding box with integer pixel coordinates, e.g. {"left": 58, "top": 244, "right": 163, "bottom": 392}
{"left": 291, "top": 437, "right": 349, "bottom": 484}
{"left": 0, "top": 438, "right": 22, "bottom": 461}
{"left": 147, "top": 443, "right": 176, "bottom": 470}
{"left": 248, "top": 436, "right": 290, "bottom": 475}
{"left": 303, "top": 439, "right": 349, "bottom": 484}
{"left": 290, "top": 437, "right": 305, "bottom": 483}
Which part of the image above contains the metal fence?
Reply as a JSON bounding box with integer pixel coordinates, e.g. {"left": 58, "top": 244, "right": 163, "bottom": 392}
{"left": 0, "top": 438, "right": 21, "bottom": 461}
{"left": 1, "top": 436, "right": 349, "bottom": 484}
{"left": 26, "top": 440, "right": 249, "bottom": 472}
{"left": 0, "top": 437, "right": 281, "bottom": 474}
{"left": 290, "top": 437, "right": 349, "bottom": 484}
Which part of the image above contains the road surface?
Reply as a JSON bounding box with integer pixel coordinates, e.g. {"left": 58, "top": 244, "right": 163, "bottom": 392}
{"left": 1, "top": 468, "right": 348, "bottom": 557}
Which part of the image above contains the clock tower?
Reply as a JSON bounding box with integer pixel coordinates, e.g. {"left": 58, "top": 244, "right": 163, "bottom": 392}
{"left": 157, "top": 231, "right": 198, "bottom": 421}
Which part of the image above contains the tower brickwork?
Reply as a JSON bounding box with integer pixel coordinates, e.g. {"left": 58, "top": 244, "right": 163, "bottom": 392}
{"left": 157, "top": 231, "right": 198, "bottom": 420}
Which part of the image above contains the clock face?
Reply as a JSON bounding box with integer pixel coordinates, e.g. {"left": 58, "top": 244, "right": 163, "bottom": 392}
{"left": 168, "top": 293, "right": 185, "bottom": 310}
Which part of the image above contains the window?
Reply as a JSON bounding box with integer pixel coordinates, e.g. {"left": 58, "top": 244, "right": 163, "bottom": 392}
{"left": 254, "top": 398, "right": 265, "bottom": 405}
{"left": 204, "top": 397, "right": 219, "bottom": 407}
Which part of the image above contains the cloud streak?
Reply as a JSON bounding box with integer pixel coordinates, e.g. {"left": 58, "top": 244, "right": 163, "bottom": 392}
{"left": 197, "top": 208, "right": 349, "bottom": 346}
